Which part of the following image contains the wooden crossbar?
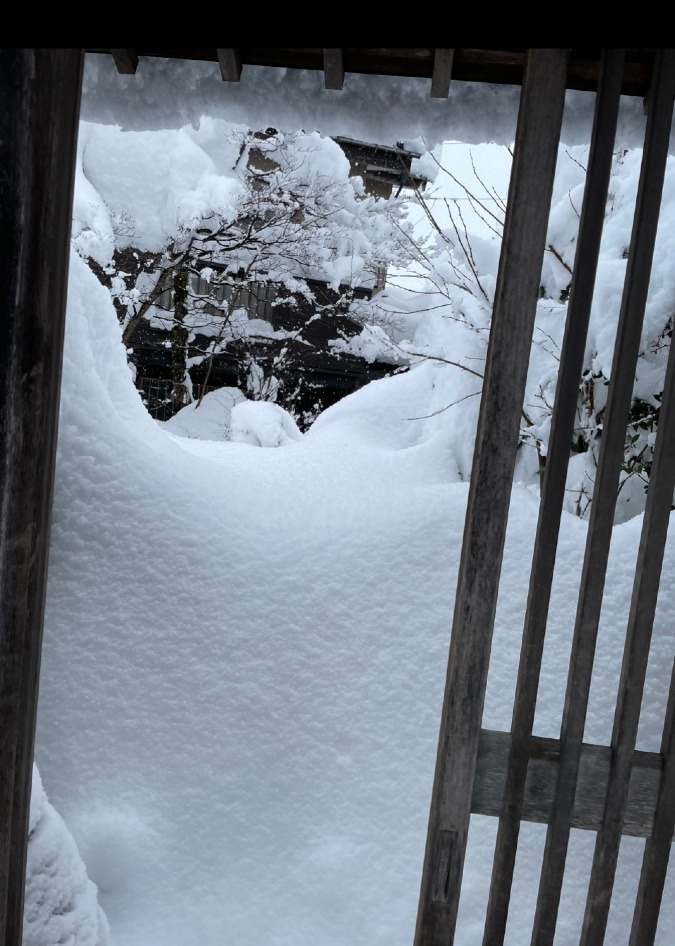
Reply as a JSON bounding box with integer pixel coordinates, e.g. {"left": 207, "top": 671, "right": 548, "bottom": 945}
{"left": 473, "top": 729, "right": 667, "bottom": 838}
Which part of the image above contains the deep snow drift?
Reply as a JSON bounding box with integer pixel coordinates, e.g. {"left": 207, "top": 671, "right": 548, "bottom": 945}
{"left": 33, "top": 253, "right": 675, "bottom": 946}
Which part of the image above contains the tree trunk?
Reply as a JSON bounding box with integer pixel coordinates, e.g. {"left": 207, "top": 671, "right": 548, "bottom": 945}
{"left": 171, "top": 265, "right": 191, "bottom": 412}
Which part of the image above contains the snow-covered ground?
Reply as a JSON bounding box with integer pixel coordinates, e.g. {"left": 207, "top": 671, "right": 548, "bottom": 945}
{"left": 28, "top": 58, "right": 675, "bottom": 946}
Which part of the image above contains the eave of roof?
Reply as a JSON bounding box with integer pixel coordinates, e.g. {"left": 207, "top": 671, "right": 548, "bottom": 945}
{"left": 85, "top": 48, "right": 658, "bottom": 97}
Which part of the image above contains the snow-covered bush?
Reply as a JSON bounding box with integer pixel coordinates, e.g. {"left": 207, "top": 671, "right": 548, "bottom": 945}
{"left": 353, "top": 143, "right": 674, "bottom": 523}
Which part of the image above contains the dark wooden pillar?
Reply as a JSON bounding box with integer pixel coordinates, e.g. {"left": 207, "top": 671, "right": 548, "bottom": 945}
{"left": 0, "top": 49, "right": 83, "bottom": 946}
{"left": 413, "top": 48, "right": 569, "bottom": 946}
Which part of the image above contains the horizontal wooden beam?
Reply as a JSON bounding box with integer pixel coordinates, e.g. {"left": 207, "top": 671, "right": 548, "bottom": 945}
{"left": 473, "top": 729, "right": 664, "bottom": 837}
{"left": 84, "top": 48, "right": 656, "bottom": 97}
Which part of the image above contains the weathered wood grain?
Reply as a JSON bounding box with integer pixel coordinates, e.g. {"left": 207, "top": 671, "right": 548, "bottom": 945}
{"left": 532, "top": 45, "right": 675, "bottom": 946}
{"left": 413, "top": 49, "right": 569, "bottom": 946}
{"left": 430, "top": 49, "right": 453, "bottom": 98}
{"left": 322, "top": 49, "right": 344, "bottom": 90}
{"left": 482, "top": 48, "right": 625, "bottom": 946}
{"left": 216, "top": 48, "right": 242, "bottom": 82}
{"left": 473, "top": 729, "right": 665, "bottom": 838}
{"left": 0, "top": 49, "right": 83, "bottom": 946}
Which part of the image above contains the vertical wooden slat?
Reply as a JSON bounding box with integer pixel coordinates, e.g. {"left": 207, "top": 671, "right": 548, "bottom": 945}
{"left": 580, "top": 58, "right": 675, "bottom": 943}
{"left": 531, "top": 46, "right": 675, "bottom": 946}
{"left": 0, "top": 49, "right": 83, "bottom": 946}
{"left": 216, "top": 48, "right": 242, "bottom": 82}
{"left": 413, "top": 48, "right": 569, "bottom": 946}
{"left": 322, "top": 49, "right": 344, "bottom": 90}
{"left": 482, "top": 48, "right": 625, "bottom": 945}
{"left": 431, "top": 49, "right": 454, "bottom": 98}
{"left": 110, "top": 48, "right": 138, "bottom": 75}
{"left": 629, "top": 660, "right": 675, "bottom": 945}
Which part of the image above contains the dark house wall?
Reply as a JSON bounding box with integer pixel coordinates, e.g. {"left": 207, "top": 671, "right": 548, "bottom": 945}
{"left": 128, "top": 277, "right": 401, "bottom": 428}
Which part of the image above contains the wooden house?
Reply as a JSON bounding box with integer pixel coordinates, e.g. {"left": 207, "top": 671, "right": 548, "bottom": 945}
{"left": 126, "top": 134, "right": 428, "bottom": 426}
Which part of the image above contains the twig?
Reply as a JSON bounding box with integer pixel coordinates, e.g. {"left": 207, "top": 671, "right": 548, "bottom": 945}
{"left": 406, "top": 388, "right": 481, "bottom": 420}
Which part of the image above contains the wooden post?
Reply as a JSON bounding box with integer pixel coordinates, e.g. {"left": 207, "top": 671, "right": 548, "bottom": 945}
{"left": 531, "top": 47, "right": 675, "bottom": 946}
{"left": 217, "top": 49, "right": 242, "bottom": 82}
{"left": 110, "top": 48, "right": 138, "bottom": 75}
{"left": 413, "top": 48, "right": 569, "bottom": 946}
{"left": 323, "top": 49, "right": 345, "bottom": 90}
{"left": 482, "top": 48, "right": 625, "bottom": 945}
{"left": 579, "top": 54, "right": 675, "bottom": 945}
{"left": 0, "top": 49, "right": 83, "bottom": 946}
{"left": 431, "top": 49, "right": 454, "bottom": 98}
{"left": 629, "top": 660, "right": 675, "bottom": 945}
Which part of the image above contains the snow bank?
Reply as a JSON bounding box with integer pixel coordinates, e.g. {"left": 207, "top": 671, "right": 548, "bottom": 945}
{"left": 34, "top": 242, "right": 675, "bottom": 946}
{"left": 24, "top": 766, "right": 109, "bottom": 946}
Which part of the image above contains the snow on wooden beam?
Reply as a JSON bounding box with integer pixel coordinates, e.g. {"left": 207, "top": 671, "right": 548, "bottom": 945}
{"left": 111, "top": 48, "right": 138, "bottom": 75}
{"left": 430, "top": 48, "right": 453, "bottom": 98}
{"left": 323, "top": 49, "right": 344, "bottom": 91}
{"left": 217, "top": 48, "right": 242, "bottom": 82}
{"left": 0, "top": 49, "right": 83, "bottom": 946}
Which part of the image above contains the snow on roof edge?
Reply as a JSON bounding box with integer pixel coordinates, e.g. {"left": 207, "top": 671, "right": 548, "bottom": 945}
{"left": 80, "top": 54, "right": 660, "bottom": 152}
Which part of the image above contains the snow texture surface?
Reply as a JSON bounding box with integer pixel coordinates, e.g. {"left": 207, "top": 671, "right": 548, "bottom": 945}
{"left": 24, "top": 766, "right": 109, "bottom": 946}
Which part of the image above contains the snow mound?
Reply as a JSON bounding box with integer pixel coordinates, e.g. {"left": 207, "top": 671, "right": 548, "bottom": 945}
{"left": 24, "top": 766, "right": 109, "bottom": 946}
{"left": 230, "top": 400, "right": 303, "bottom": 447}
{"left": 160, "top": 387, "right": 246, "bottom": 441}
